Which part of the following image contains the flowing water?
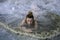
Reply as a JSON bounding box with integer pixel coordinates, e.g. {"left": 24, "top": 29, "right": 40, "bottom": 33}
{"left": 0, "top": 0, "right": 60, "bottom": 40}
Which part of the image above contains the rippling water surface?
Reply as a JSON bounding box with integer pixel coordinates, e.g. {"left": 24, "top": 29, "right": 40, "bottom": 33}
{"left": 0, "top": 0, "right": 60, "bottom": 40}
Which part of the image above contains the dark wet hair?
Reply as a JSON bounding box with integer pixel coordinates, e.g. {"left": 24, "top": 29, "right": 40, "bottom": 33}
{"left": 26, "top": 11, "right": 34, "bottom": 19}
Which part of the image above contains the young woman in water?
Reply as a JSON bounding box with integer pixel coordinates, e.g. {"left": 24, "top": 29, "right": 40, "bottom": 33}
{"left": 19, "top": 11, "right": 38, "bottom": 33}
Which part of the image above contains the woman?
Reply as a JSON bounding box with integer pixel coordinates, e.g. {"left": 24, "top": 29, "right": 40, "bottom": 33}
{"left": 19, "top": 11, "right": 38, "bottom": 33}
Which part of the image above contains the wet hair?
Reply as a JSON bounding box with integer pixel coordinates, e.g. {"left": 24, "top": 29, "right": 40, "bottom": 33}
{"left": 26, "top": 11, "right": 34, "bottom": 19}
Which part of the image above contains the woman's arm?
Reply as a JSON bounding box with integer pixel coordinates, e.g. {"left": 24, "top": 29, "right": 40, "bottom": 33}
{"left": 31, "top": 21, "right": 38, "bottom": 33}
{"left": 21, "top": 27, "right": 32, "bottom": 32}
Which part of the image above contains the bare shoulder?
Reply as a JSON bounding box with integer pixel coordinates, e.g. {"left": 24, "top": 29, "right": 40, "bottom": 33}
{"left": 18, "top": 19, "right": 25, "bottom": 27}
{"left": 34, "top": 19, "right": 38, "bottom": 29}
{"left": 35, "top": 20, "right": 38, "bottom": 24}
{"left": 21, "top": 19, "right": 25, "bottom": 25}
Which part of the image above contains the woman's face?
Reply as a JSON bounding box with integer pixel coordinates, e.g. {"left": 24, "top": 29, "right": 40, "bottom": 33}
{"left": 26, "top": 18, "right": 33, "bottom": 25}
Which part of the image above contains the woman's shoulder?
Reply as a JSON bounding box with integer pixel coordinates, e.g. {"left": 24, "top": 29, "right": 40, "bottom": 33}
{"left": 18, "top": 19, "right": 26, "bottom": 27}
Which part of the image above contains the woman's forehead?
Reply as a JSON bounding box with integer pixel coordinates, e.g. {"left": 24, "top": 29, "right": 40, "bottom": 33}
{"left": 27, "top": 18, "right": 33, "bottom": 20}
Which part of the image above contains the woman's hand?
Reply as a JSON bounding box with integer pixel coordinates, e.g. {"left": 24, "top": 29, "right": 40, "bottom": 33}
{"left": 21, "top": 27, "right": 32, "bottom": 32}
{"left": 25, "top": 29, "right": 32, "bottom": 32}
